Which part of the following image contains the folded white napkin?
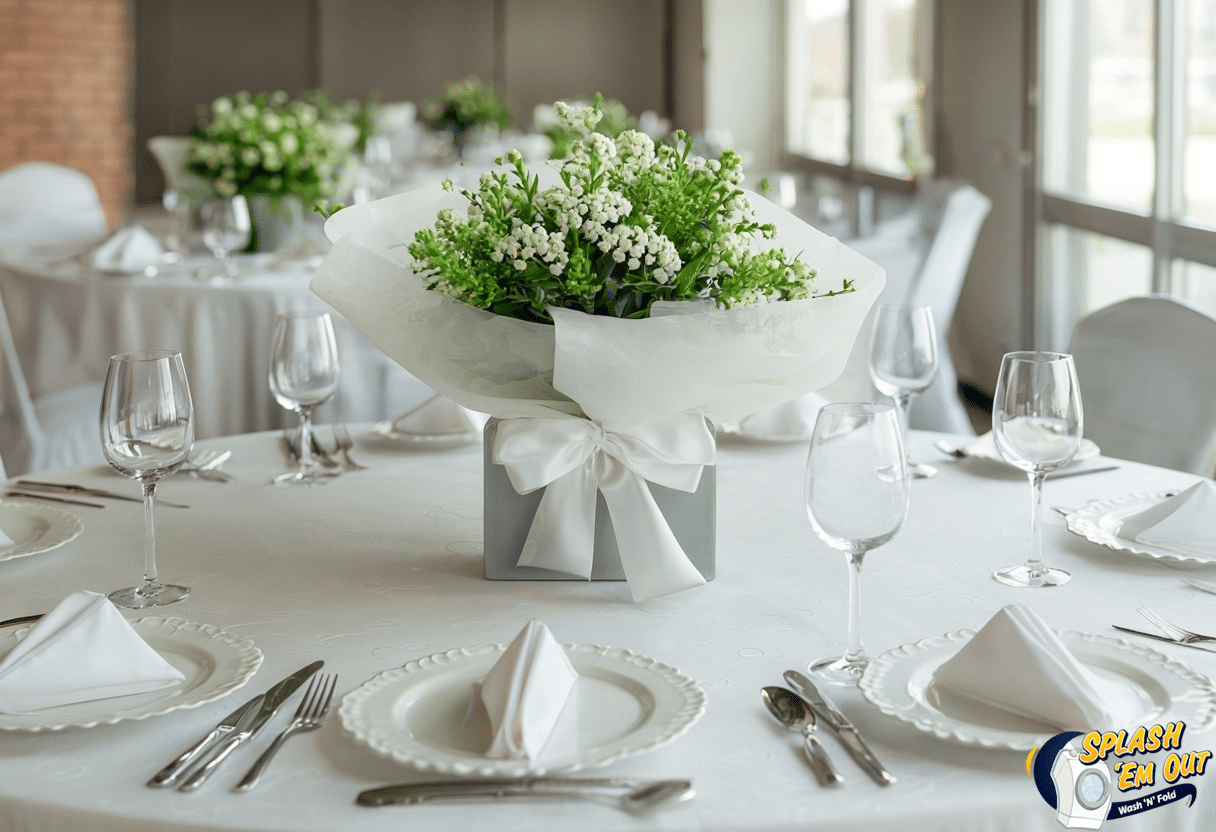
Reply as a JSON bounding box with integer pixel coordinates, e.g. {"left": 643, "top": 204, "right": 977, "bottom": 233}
{"left": 932, "top": 604, "right": 1139, "bottom": 730}
{"left": 0, "top": 524, "right": 14, "bottom": 547}
{"left": 735, "top": 392, "right": 828, "bottom": 440}
{"left": 90, "top": 225, "right": 165, "bottom": 273}
{"left": 392, "top": 394, "right": 487, "bottom": 436}
{"left": 1117, "top": 481, "right": 1216, "bottom": 555}
{"left": 480, "top": 619, "right": 579, "bottom": 760}
{"left": 0, "top": 590, "right": 184, "bottom": 713}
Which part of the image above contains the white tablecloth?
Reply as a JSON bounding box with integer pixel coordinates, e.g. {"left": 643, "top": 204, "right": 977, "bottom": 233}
{"left": 0, "top": 241, "right": 434, "bottom": 439}
{"left": 0, "top": 430, "right": 1212, "bottom": 831}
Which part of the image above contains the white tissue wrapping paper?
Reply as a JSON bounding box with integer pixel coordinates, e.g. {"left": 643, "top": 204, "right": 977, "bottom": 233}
{"left": 0, "top": 590, "right": 184, "bottom": 713}
{"left": 91, "top": 225, "right": 164, "bottom": 273}
{"left": 1118, "top": 481, "right": 1216, "bottom": 554}
{"left": 310, "top": 175, "right": 884, "bottom": 601}
{"left": 932, "top": 605, "right": 1139, "bottom": 731}
{"left": 480, "top": 620, "right": 579, "bottom": 760}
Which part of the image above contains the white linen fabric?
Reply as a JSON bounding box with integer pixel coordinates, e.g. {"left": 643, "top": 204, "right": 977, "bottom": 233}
{"left": 0, "top": 591, "right": 184, "bottom": 714}
{"left": 89, "top": 226, "right": 165, "bottom": 274}
{"left": 491, "top": 413, "right": 713, "bottom": 601}
{"left": 480, "top": 619, "right": 579, "bottom": 759}
{"left": 391, "top": 394, "right": 485, "bottom": 435}
{"left": 734, "top": 391, "right": 828, "bottom": 440}
{"left": 932, "top": 604, "right": 1140, "bottom": 731}
{"left": 1118, "top": 480, "right": 1216, "bottom": 554}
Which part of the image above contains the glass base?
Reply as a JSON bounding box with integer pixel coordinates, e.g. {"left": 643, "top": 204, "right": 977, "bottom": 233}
{"left": 273, "top": 469, "right": 339, "bottom": 486}
{"left": 808, "top": 654, "right": 868, "bottom": 685}
{"left": 992, "top": 563, "right": 1071, "bottom": 587}
{"left": 909, "top": 461, "right": 938, "bottom": 479}
{"left": 109, "top": 583, "right": 190, "bottom": 609}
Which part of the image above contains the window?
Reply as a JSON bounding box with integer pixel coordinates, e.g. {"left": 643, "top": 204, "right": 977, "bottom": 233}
{"left": 1039, "top": 0, "right": 1216, "bottom": 346}
{"left": 784, "top": 0, "right": 933, "bottom": 185}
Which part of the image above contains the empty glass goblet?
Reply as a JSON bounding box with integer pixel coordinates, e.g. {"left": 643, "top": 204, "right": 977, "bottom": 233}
{"left": 869, "top": 304, "right": 939, "bottom": 478}
{"left": 805, "top": 402, "right": 910, "bottom": 683}
{"left": 269, "top": 311, "right": 340, "bottom": 486}
{"left": 199, "top": 195, "right": 251, "bottom": 279}
{"left": 100, "top": 350, "right": 194, "bottom": 608}
{"left": 991, "top": 351, "right": 1083, "bottom": 587}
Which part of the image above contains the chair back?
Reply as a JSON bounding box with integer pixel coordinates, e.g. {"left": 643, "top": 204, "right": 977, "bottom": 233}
{"left": 0, "top": 162, "right": 107, "bottom": 243}
{"left": 1069, "top": 295, "right": 1216, "bottom": 476}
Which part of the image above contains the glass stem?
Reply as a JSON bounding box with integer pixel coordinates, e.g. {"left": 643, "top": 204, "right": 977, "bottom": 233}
{"left": 141, "top": 481, "right": 162, "bottom": 598}
{"left": 1026, "top": 469, "right": 1047, "bottom": 573}
{"left": 893, "top": 392, "right": 914, "bottom": 463}
{"left": 298, "top": 406, "right": 314, "bottom": 476}
{"left": 843, "top": 549, "right": 867, "bottom": 665}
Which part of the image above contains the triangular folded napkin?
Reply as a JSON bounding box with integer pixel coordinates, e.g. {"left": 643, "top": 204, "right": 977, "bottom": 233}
{"left": 734, "top": 392, "right": 828, "bottom": 441}
{"left": 392, "top": 394, "right": 487, "bottom": 437}
{"left": 1117, "top": 481, "right": 1216, "bottom": 555}
{"left": 0, "top": 590, "right": 184, "bottom": 713}
{"left": 480, "top": 619, "right": 579, "bottom": 760}
{"left": 932, "top": 604, "right": 1139, "bottom": 730}
{"left": 90, "top": 225, "right": 165, "bottom": 273}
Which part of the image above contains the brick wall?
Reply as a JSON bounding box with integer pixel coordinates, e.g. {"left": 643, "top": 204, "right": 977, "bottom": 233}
{"left": 0, "top": 0, "right": 133, "bottom": 229}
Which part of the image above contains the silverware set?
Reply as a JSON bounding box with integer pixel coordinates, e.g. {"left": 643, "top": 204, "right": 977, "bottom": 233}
{"left": 281, "top": 423, "right": 365, "bottom": 472}
{"left": 760, "top": 671, "right": 895, "bottom": 788}
{"left": 1113, "top": 608, "right": 1216, "bottom": 653}
{"left": 148, "top": 660, "right": 329, "bottom": 793}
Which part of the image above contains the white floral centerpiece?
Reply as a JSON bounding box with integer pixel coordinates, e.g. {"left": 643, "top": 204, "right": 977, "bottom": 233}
{"left": 311, "top": 100, "right": 885, "bottom": 602}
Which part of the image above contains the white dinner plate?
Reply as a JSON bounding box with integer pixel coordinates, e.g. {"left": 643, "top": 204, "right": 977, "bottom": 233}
{"left": 0, "top": 617, "right": 263, "bottom": 731}
{"left": 0, "top": 500, "right": 83, "bottom": 563}
{"left": 340, "top": 641, "right": 707, "bottom": 776}
{"left": 368, "top": 420, "right": 482, "bottom": 449}
{"left": 859, "top": 628, "right": 1216, "bottom": 751}
{"left": 957, "top": 432, "right": 1101, "bottom": 465}
{"left": 1064, "top": 492, "right": 1215, "bottom": 564}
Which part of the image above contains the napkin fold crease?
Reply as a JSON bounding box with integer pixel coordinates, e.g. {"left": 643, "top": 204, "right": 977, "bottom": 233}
{"left": 1117, "top": 481, "right": 1216, "bottom": 555}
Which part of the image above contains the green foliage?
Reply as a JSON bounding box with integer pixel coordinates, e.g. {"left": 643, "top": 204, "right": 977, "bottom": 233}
{"left": 420, "top": 77, "right": 512, "bottom": 133}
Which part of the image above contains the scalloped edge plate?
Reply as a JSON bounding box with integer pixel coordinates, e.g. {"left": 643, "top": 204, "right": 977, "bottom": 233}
{"left": 1064, "top": 492, "right": 1216, "bottom": 564}
{"left": 859, "top": 628, "right": 1216, "bottom": 750}
{"left": 0, "top": 500, "right": 83, "bottom": 563}
{"left": 368, "top": 420, "right": 482, "bottom": 449}
{"left": 0, "top": 617, "right": 263, "bottom": 731}
{"left": 339, "top": 641, "right": 707, "bottom": 776}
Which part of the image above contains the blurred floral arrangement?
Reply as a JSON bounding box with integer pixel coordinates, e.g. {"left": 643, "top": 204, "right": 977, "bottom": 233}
{"left": 408, "top": 97, "right": 843, "bottom": 325}
{"left": 186, "top": 90, "right": 349, "bottom": 207}
{"left": 534, "top": 96, "right": 637, "bottom": 159}
{"left": 306, "top": 89, "right": 380, "bottom": 155}
{"left": 420, "top": 76, "right": 512, "bottom": 136}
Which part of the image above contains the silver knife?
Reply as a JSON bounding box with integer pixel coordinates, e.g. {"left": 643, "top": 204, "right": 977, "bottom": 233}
{"left": 356, "top": 777, "right": 694, "bottom": 809}
{"left": 1111, "top": 625, "right": 1216, "bottom": 654}
{"left": 177, "top": 660, "right": 323, "bottom": 791}
{"left": 147, "top": 694, "right": 265, "bottom": 787}
{"left": 1044, "top": 465, "right": 1120, "bottom": 480}
{"left": 1183, "top": 576, "right": 1216, "bottom": 596}
{"left": 783, "top": 670, "right": 896, "bottom": 786}
{"left": 5, "top": 490, "right": 105, "bottom": 509}
{"left": 16, "top": 480, "right": 190, "bottom": 509}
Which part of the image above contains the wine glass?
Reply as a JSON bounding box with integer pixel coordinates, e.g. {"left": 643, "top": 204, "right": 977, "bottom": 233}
{"left": 99, "top": 351, "right": 194, "bottom": 608}
{"left": 269, "top": 311, "right": 340, "bottom": 486}
{"left": 199, "top": 195, "right": 251, "bottom": 279}
{"left": 804, "top": 402, "right": 910, "bottom": 683}
{"left": 991, "top": 351, "right": 1083, "bottom": 587}
{"left": 869, "top": 304, "right": 939, "bottom": 478}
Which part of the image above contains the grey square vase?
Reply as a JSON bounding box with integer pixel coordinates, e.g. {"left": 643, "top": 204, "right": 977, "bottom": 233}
{"left": 483, "top": 418, "right": 716, "bottom": 581}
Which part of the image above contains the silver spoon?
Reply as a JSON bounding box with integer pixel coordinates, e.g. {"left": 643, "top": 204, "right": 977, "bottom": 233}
{"left": 761, "top": 686, "right": 844, "bottom": 786}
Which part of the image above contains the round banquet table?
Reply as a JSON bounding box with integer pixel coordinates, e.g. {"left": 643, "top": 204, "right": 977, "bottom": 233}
{"left": 0, "top": 239, "right": 434, "bottom": 440}
{"left": 0, "top": 428, "right": 1213, "bottom": 832}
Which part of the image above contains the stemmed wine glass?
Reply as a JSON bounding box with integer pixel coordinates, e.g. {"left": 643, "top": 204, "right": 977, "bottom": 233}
{"left": 804, "top": 402, "right": 910, "bottom": 683}
{"left": 99, "top": 350, "right": 194, "bottom": 608}
{"left": 869, "top": 304, "right": 940, "bottom": 478}
{"left": 991, "top": 351, "right": 1083, "bottom": 587}
{"left": 269, "top": 311, "right": 340, "bottom": 486}
{"left": 198, "top": 195, "right": 251, "bottom": 280}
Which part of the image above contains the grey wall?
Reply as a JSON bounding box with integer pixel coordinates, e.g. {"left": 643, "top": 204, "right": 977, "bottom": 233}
{"left": 133, "top": 0, "right": 704, "bottom": 205}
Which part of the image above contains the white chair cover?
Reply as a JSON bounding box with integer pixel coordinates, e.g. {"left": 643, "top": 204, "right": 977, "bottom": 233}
{"left": 1069, "top": 295, "right": 1216, "bottom": 476}
{"left": 0, "top": 162, "right": 107, "bottom": 244}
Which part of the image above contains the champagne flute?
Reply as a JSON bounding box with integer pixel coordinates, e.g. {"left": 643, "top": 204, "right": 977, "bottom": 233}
{"left": 199, "top": 195, "right": 251, "bottom": 279}
{"left": 991, "top": 351, "right": 1083, "bottom": 587}
{"left": 869, "top": 304, "right": 939, "bottom": 478}
{"left": 804, "top": 402, "right": 910, "bottom": 683}
{"left": 100, "top": 351, "right": 194, "bottom": 608}
{"left": 269, "top": 311, "right": 340, "bottom": 486}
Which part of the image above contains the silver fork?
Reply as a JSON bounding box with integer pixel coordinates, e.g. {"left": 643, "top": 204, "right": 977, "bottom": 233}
{"left": 1138, "top": 607, "right": 1216, "bottom": 644}
{"left": 332, "top": 423, "right": 367, "bottom": 471}
{"left": 233, "top": 673, "right": 337, "bottom": 792}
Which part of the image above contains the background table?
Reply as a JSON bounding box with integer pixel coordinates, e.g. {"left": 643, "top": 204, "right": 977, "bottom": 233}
{"left": 0, "top": 429, "right": 1212, "bottom": 831}
{"left": 0, "top": 241, "right": 434, "bottom": 439}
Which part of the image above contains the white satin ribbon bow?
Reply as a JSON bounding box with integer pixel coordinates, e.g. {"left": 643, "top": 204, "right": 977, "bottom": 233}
{"left": 492, "top": 414, "right": 715, "bottom": 602}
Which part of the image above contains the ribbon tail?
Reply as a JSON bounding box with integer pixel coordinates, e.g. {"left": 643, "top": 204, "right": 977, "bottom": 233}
{"left": 516, "top": 464, "right": 598, "bottom": 578}
{"left": 600, "top": 472, "right": 707, "bottom": 603}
